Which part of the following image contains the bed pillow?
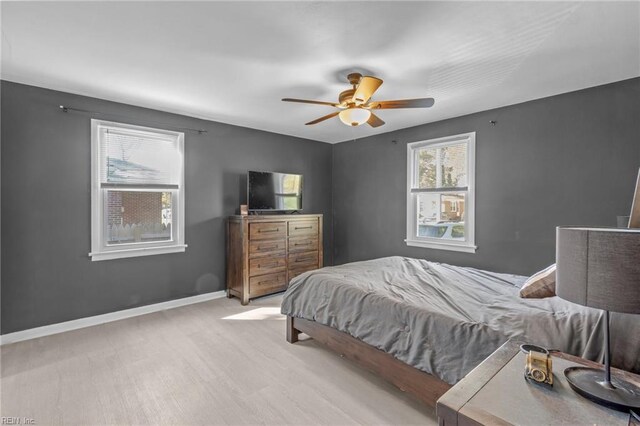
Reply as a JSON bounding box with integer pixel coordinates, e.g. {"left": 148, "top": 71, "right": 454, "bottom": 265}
{"left": 519, "top": 264, "right": 556, "bottom": 298}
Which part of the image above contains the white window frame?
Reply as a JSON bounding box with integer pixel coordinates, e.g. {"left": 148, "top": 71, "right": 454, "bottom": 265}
{"left": 406, "top": 132, "right": 476, "bottom": 253}
{"left": 90, "top": 119, "right": 186, "bottom": 261}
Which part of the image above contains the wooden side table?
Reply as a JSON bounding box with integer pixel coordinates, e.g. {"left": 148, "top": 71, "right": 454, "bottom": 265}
{"left": 437, "top": 340, "right": 640, "bottom": 426}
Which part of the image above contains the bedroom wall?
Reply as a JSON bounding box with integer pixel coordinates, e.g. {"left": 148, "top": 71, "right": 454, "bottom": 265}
{"left": 1, "top": 80, "right": 333, "bottom": 334}
{"left": 332, "top": 77, "right": 640, "bottom": 275}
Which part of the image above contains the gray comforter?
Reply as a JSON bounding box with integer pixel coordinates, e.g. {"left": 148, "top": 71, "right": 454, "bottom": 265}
{"left": 281, "top": 256, "right": 640, "bottom": 384}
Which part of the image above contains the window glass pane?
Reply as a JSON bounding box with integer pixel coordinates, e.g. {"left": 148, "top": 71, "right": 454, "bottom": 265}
{"left": 417, "top": 192, "right": 466, "bottom": 240}
{"left": 102, "top": 129, "right": 179, "bottom": 184}
{"left": 106, "top": 191, "right": 172, "bottom": 244}
{"left": 417, "top": 142, "right": 467, "bottom": 189}
{"left": 419, "top": 224, "right": 448, "bottom": 238}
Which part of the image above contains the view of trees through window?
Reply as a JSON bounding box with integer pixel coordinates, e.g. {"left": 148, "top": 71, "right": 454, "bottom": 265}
{"left": 417, "top": 143, "right": 467, "bottom": 189}
{"left": 416, "top": 143, "right": 468, "bottom": 241}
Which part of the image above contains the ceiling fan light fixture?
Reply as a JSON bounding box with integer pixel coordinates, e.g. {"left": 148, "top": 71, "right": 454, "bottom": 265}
{"left": 339, "top": 108, "right": 371, "bottom": 126}
{"left": 282, "top": 72, "right": 434, "bottom": 127}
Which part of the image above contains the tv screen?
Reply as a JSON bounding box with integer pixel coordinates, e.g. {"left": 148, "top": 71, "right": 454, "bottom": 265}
{"left": 248, "top": 171, "right": 303, "bottom": 211}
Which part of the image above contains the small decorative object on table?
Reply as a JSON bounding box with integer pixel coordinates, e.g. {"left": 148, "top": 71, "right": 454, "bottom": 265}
{"left": 556, "top": 226, "right": 640, "bottom": 412}
{"left": 521, "top": 344, "right": 553, "bottom": 387}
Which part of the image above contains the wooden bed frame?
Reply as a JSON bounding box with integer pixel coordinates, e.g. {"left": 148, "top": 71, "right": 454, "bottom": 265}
{"left": 286, "top": 316, "right": 452, "bottom": 407}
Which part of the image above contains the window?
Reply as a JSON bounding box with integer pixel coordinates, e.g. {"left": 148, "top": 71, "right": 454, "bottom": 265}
{"left": 406, "top": 132, "right": 476, "bottom": 253}
{"left": 90, "top": 120, "right": 185, "bottom": 261}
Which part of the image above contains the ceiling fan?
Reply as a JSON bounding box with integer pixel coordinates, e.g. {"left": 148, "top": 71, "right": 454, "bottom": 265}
{"left": 282, "top": 73, "right": 435, "bottom": 128}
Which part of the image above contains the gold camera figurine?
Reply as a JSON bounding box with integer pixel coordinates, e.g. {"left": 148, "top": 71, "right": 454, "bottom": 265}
{"left": 522, "top": 344, "right": 553, "bottom": 387}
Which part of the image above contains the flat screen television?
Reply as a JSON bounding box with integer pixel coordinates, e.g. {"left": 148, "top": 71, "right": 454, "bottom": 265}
{"left": 248, "top": 171, "right": 303, "bottom": 212}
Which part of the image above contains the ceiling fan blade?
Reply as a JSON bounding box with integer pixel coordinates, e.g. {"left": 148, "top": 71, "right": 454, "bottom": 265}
{"left": 369, "top": 98, "right": 435, "bottom": 109}
{"left": 352, "top": 76, "right": 383, "bottom": 105}
{"left": 282, "top": 98, "right": 339, "bottom": 107}
{"left": 367, "top": 112, "right": 385, "bottom": 128}
{"left": 305, "top": 111, "right": 340, "bottom": 125}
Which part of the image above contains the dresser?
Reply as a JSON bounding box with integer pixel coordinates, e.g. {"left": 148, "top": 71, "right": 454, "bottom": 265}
{"left": 226, "top": 214, "right": 323, "bottom": 305}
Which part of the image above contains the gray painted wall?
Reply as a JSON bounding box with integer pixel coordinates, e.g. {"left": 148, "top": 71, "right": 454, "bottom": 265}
{"left": 1, "top": 81, "right": 333, "bottom": 334}
{"left": 3, "top": 77, "right": 639, "bottom": 334}
{"left": 332, "top": 78, "right": 640, "bottom": 275}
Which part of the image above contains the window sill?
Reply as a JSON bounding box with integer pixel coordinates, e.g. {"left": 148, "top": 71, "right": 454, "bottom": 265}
{"left": 89, "top": 244, "right": 187, "bottom": 261}
{"left": 405, "top": 239, "right": 477, "bottom": 253}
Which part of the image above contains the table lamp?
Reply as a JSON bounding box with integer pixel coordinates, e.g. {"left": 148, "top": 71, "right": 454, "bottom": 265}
{"left": 556, "top": 226, "right": 640, "bottom": 412}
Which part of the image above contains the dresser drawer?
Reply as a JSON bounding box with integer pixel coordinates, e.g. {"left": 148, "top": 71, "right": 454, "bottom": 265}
{"left": 288, "top": 220, "right": 318, "bottom": 237}
{"left": 289, "top": 250, "right": 319, "bottom": 268}
{"left": 249, "top": 239, "right": 286, "bottom": 258}
{"left": 249, "top": 222, "right": 286, "bottom": 240}
{"left": 288, "top": 237, "right": 318, "bottom": 253}
{"left": 249, "top": 256, "right": 286, "bottom": 277}
{"left": 289, "top": 265, "right": 319, "bottom": 281}
{"left": 249, "top": 272, "right": 287, "bottom": 297}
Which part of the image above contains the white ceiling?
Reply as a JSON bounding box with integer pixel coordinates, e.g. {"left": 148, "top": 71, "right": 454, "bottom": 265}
{"left": 2, "top": 1, "right": 639, "bottom": 143}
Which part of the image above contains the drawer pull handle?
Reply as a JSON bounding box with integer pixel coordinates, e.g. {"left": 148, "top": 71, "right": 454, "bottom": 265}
{"left": 259, "top": 276, "right": 283, "bottom": 285}
{"left": 258, "top": 245, "right": 278, "bottom": 250}
{"left": 294, "top": 242, "right": 310, "bottom": 246}
{"left": 295, "top": 226, "right": 313, "bottom": 230}
{"left": 259, "top": 263, "right": 280, "bottom": 268}
{"left": 259, "top": 228, "right": 279, "bottom": 233}
{"left": 295, "top": 258, "right": 314, "bottom": 262}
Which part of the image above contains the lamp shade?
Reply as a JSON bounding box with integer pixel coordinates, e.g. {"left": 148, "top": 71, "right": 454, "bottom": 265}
{"left": 338, "top": 108, "right": 371, "bottom": 126}
{"left": 556, "top": 227, "right": 640, "bottom": 315}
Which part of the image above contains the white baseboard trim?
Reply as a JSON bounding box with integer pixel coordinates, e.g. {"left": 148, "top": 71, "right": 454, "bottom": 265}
{"left": 0, "top": 290, "right": 227, "bottom": 346}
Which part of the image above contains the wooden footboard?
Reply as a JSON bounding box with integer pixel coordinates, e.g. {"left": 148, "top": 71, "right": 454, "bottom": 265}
{"left": 286, "top": 315, "right": 452, "bottom": 408}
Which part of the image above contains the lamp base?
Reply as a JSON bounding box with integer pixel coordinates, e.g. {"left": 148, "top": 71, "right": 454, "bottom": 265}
{"left": 564, "top": 367, "right": 640, "bottom": 412}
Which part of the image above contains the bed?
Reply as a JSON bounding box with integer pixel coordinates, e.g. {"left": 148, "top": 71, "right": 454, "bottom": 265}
{"left": 281, "top": 256, "right": 640, "bottom": 406}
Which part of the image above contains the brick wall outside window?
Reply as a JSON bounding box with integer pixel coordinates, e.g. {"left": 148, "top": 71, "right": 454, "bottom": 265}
{"left": 107, "top": 191, "right": 123, "bottom": 225}
{"left": 107, "top": 192, "right": 163, "bottom": 225}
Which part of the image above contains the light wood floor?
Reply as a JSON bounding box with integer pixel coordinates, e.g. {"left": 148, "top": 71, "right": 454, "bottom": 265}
{"left": 1, "top": 294, "right": 437, "bottom": 425}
